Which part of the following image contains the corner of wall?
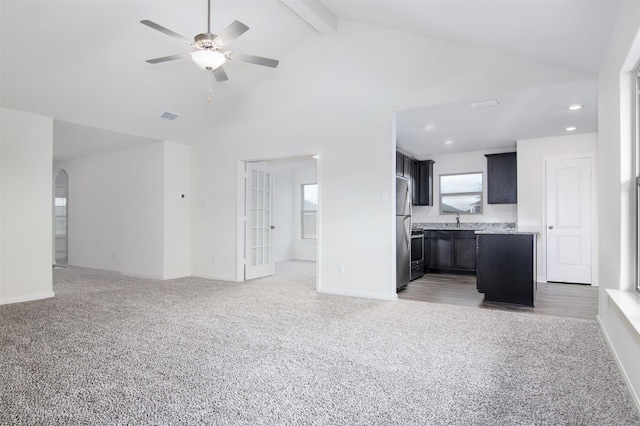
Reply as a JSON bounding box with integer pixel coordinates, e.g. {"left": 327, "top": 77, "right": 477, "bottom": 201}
{"left": 0, "top": 107, "right": 54, "bottom": 303}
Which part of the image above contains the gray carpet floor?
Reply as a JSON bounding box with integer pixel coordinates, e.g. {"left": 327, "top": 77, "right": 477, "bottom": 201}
{"left": 1, "top": 266, "right": 639, "bottom": 425}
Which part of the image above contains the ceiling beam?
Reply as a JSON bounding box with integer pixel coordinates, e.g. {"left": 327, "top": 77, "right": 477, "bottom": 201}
{"left": 279, "top": 0, "right": 337, "bottom": 35}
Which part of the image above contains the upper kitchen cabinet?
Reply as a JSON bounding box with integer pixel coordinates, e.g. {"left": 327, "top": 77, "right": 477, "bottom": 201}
{"left": 396, "top": 151, "right": 404, "bottom": 176}
{"left": 485, "top": 152, "right": 517, "bottom": 204}
{"left": 396, "top": 151, "right": 435, "bottom": 205}
{"left": 396, "top": 151, "right": 414, "bottom": 179}
{"left": 414, "top": 160, "right": 435, "bottom": 206}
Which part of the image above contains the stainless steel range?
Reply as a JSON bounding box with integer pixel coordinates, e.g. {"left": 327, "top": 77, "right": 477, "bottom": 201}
{"left": 410, "top": 229, "right": 424, "bottom": 281}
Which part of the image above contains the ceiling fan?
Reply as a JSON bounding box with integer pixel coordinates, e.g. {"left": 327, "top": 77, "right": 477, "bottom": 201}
{"left": 141, "top": 0, "right": 279, "bottom": 82}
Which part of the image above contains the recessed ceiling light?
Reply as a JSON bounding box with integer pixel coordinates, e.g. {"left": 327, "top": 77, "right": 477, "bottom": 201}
{"left": 470, "top": 99, "right": 499, "bottom": 109}
{"left": 444, "top": 140, "right": 453, "bottom": 145}
{"left": 568, "top": 104, "right": 583, "bottom": 111}
{"left": 424, "top": 124, "right": 436, "bottom": 130}
{"left": 565, "top": 126, "right": 577, "bottom": 131}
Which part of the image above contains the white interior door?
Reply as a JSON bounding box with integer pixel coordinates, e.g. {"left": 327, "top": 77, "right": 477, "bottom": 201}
{"left": 245, "top": 162, "right": 275, "bottom": 280}
{"left": 546, "top": 157, "right": 592, "bottom": 284}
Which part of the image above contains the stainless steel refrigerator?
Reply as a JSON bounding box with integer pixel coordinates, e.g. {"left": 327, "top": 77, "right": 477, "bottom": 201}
{"left": 396, "top": 176, "right": 411, "bottom": 291}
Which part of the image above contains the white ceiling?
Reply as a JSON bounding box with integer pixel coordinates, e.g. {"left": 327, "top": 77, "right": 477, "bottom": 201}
{"left": 396, "top": 79, "right": 598, "bottom": 158}
{"left": 0, "top": 1, "right": 620, "bottom": 161}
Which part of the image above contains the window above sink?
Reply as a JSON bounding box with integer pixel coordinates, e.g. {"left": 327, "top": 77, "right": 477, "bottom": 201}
{"left": 440, "top": 172, "right": 483, "bottom": 215}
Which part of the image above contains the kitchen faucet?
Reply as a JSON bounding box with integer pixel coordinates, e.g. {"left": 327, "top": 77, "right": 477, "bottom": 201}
{"left": 456, "top": 213, "right": 460, "bottom": 228}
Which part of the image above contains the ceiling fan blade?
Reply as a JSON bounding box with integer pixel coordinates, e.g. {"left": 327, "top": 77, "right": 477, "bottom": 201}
{"left": 214, "top": 20, "right": 250, "bottom": 47}
{"left": 229, "top": 52, "right": 279, "bottom": 68}
{"left": 140, "top": 20, "right": 192, "bottom": 45}
{"left": 212, "top": 66, "right": 229, "bottom": 82}
{"left": 145, "top": 52, "right": 191, "bottom": 64}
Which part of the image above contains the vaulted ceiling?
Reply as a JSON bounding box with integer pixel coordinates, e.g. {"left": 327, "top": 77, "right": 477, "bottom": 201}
{"left": 0, "top": 1, "right": 619, "bottom": 161}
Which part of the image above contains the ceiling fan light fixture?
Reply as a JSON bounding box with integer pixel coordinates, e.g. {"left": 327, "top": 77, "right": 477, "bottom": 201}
{"left": 192, "top": 50, "right": 226, "bottom": 70}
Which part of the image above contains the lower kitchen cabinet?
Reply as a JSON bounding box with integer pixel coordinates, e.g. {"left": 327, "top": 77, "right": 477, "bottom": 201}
{"left": 423, "top": 232, "right": 430, "bottom": 270}
{"left": 476, "top": 233, "right": 536, "bottom": 306}
{"left": 427, "top": 230, "right": 476, "bottom": 274}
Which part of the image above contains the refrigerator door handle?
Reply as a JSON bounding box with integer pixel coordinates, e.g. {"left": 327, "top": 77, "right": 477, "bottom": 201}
{"left": 406, "top": 181, "right": 412, "bottom": 218}
{"left": 404, "top": 216, "right": 411, "bottom": 247}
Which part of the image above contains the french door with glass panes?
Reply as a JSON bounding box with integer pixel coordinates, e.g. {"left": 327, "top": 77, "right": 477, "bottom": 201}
{"left": 244, "top": 162, "right": 275, "bottom": 280}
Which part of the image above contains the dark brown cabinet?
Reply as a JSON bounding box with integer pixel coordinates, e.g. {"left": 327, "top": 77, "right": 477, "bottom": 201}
{"left": 486, "top": 152, "right": 517, "bottom": 204}
{"left": 429, "top": 231, "right": 453, "bottom": 269}
{"left": 454, "top": 235, "right": 477, "bottom": 271}
{"left": 396, "top": 151, "right": 413, "bottom": 179}
{"left": 427, "top": 230, "right": 476, "bottom": 274}
{"left": 396, "top": 151, "right": 404, "bottom": 176}
{"left": 414, "top": 160, "right": 435, "bottom": 206}
{"left": 397, "top": 151, "right": 435, "bottom": 206}
{"left": 423, "top": 231, "right": 430, "bottom": 270}
{"left": 476, "top": 233, "right": 536, "bottom": 306}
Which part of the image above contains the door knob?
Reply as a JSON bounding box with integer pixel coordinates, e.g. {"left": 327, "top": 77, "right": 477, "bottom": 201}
{"left": 270, "top": 225, "right": 276, "bottom": 229}
{"left": 548, "top": 225, "right": 554, "bottom": 229}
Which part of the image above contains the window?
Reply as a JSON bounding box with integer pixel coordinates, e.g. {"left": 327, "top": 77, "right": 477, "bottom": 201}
{"left": 636, "top": 65, "right": 640, "bottom": 291}
{"left": 302, "top": 184, "right": 317, "bottom": 239}
{"left": 440, "top": 172, "right": 483, "bottom": 214}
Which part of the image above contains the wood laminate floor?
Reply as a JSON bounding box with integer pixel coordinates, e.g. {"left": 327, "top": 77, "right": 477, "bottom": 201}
{"left": 399, "top": 273, "right": 599, "bottom": 320}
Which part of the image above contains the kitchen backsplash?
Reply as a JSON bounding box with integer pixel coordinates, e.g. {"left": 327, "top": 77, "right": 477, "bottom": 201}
{"left": 414, "top": 222, "right": 517, "bottom": 231}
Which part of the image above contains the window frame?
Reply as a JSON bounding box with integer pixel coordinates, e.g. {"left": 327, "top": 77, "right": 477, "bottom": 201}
{"left": 439, "top": 171, "right": 484, "bottom": 215}
{"left": 635, "top": 64, "right": 640, "bottom": 292}
{"left": 301, "top": 183, "right": 317, "bottom": 240}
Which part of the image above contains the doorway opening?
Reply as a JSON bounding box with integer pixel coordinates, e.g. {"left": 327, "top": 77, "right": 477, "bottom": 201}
{"left": 238, "top": 155, "right": 318, "bottom": 286}
{"left": 54, "top": 169, "right": 69, "bottom": 266}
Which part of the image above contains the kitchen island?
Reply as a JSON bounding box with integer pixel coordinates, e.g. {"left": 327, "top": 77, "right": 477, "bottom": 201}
{"left": 475, "top": 231, "right": 537, "bottom": 306}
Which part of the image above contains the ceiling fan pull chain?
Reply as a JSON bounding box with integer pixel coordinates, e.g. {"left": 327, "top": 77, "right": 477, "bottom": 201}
{"left": 208, "top": 70, "right": 213, "bottom": 104}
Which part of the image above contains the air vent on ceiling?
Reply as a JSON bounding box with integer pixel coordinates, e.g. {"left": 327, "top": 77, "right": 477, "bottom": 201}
{"left": 470, "top": 99, "right": 499, "bottom": 109}
{"left": 160, "top": 111, "right": 179, "bottom": 121}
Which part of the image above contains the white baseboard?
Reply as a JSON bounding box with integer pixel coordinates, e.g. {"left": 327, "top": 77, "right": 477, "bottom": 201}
{"left": 0, "top": 291, "right": 55, "bottom": 305}
{"left": 318, "top": 286, "right": 397, "bottom": 301}
{"left": 192, "top": 273, "right": 237, "bottom": 282}
{"left": 597, "top": 314, "right": 640, "bottom": 417}
{"left": 121, "top": 271, "right": 164, "bottom": 280}
{"left": 162, "top": 273, "right": 192, "bottom": 280}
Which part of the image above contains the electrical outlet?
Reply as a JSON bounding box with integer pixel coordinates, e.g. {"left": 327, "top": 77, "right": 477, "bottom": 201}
{"left": 338, "top": 264, "right": 345, "bottom": 274}
{"left": 112, "top": 252, "right": 116, "bottom": 260}
{"left": 211, "top": 256, "right": 216, "bottom": 264}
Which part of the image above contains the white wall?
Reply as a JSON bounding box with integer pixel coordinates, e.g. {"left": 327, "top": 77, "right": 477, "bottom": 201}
{"left": 55, "top": 140, "right": 191, "bottom": 280}
{"left": 163, "top": 141, "right": 191, "bottom": 279}
{"left": 595, "top": 0, "right": 640, "bottom": 412}
{"left": 517, "top": 133, "right": 598, "bottom": 284}
{"left": 272, "top": 166, "right": 295, "bottom": 262}
{"left": 55, "top": 142, "right": 165, "bottom": 278}
{"left": 412, "top": 149, "right": 518, "bottom": 225}
{"left": 191, "top": 21, "right": 593, "bottom": 300}
{"left": 0, "top": 107, "right": 54, "bottom": 304}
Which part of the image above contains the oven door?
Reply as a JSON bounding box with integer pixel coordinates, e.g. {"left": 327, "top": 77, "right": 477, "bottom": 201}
{"left": 411, "top": 233, "right": 424, "bottom": 266}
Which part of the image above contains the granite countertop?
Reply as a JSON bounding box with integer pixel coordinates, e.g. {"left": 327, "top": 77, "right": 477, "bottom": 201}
{"left": 414, "top": 222, "right": 517, "bottom": 232}
{"left": 474, "top": 230, "right": 537, "bottom": 235}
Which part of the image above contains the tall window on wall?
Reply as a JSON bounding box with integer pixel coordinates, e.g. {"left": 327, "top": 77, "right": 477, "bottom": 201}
{"left": 636, "top": 64, "right": 640, "bottom": 291}
{"left": 302, "top": 183, "right": 318, "bottom": 239}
